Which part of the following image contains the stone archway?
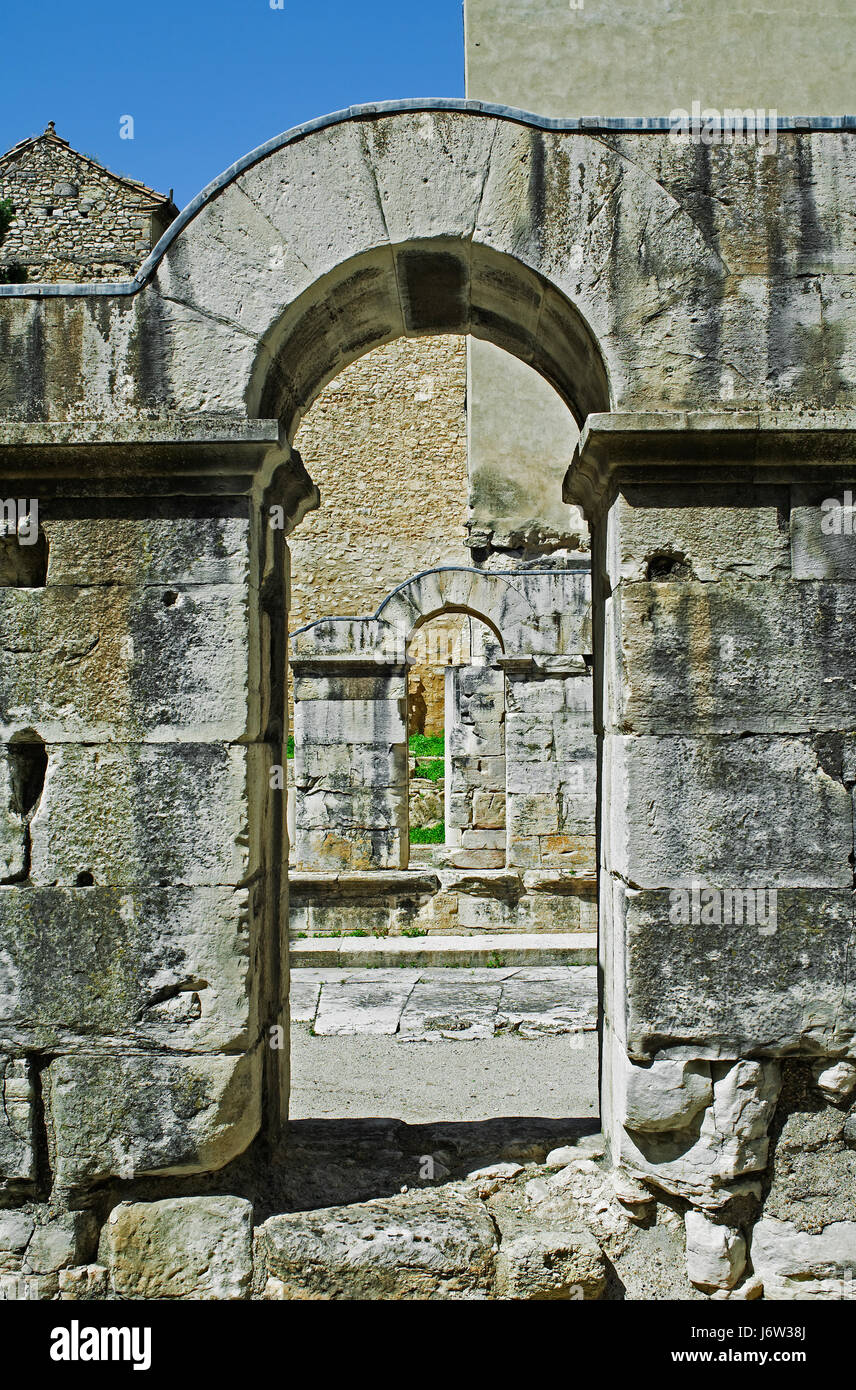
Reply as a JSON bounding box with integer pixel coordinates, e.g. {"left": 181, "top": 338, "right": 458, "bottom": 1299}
{"left": 2, "top": 106, "right": 852, "bottom": 1293}
{"left": 291, "top": 564, "right": 594, "bottom": 872}
{"left": 0, "top": 104, "right": 749, "bottom": 1191}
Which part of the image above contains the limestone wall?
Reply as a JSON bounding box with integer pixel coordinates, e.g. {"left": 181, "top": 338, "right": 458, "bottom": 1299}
{"left": 290, "top": 336, "right": 470, "bottom": 625}
{"left": 290, "top": 336, "right": 470, "bottom": 730}
{"left": 465, "top": 0, "right": 856, "bottom": 117}
{"left": 0, "top": 429, "right": 305, "bottom": 1204}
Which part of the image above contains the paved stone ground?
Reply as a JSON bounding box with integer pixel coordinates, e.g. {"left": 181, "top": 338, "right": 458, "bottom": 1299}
{"left": 286, "top": 966, "right": 600, "bottom": 1207}
{"left": 290, "top": 965, "right": 598, "bottom": 1039}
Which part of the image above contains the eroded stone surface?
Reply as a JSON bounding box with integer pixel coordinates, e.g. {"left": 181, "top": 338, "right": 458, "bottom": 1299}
{"left": 685, "top": 1211, "right": 746, "bottom": 1292}
{"left": 255, "top": 1188, "right": 497, "bottom": 1300}
{"left": 751, "top": 1217, "right": 856, "bottom": 1300}
{"left": 102, "top": 1198, "right": 253, "bottom": 1300}
{"left": 495, "top": 1224, "right": 607, "bottom": 1300}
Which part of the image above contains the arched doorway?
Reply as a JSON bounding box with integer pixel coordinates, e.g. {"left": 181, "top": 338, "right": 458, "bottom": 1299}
{"left": 407, "top": 610, "right": 502, "bottom": 870}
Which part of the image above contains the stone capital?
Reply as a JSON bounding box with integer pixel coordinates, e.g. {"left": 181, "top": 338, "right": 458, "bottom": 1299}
{"left": 564, "top": 410, "right": 856, "bottom": 516}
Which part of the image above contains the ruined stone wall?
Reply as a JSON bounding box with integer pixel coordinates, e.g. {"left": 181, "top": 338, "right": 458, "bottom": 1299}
{"left": 0, "top": 132, "right": 174, "bottom": 283}
{"left": 3, "top": 107, "right": 856, "bottom": 1297}
{"left": 0, "top": 427, "right": 306, "bottom": 1209}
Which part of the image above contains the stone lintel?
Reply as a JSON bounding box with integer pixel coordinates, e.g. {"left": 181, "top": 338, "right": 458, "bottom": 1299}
{"left": 288, "top": 870, "right": 440, "bottom": 898}
{"left": 289, "top": 656, "right": 409, "bottom": 677}
{"left": 498, "top": 655, "right": 589, "bottom": 677}
{"left": 565, "top": 411, "right": 856, "bottom": 515}
{"left": 0, "top": 419, "right": 319, "bottom": 517}
{"left": 289, "top": 867, "right": 596, "bottom": 902}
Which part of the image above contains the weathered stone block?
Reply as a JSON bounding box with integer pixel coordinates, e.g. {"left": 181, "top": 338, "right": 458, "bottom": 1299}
{"left": 813, "top": 1059, "right": 856, "bottom": 1102}
{"left": 540, "top": 834, "right": 596, "bottom": 873}
{"left": 507, "top": 793, "right": 559, "bottom": 836}
{"left": 620, "top": 1057, "right": 782, "bottom": 1201}
{"left": 505, "top": 759, "right": 559, "bottom": 795}
{"left": 791, "top": 484, "right": 856, "bottom": 580}
{"left": 461, "top": 830, "right": 505, "bottom": 851}
{"left": 606, "top": 734, "right": 852, "bottom": 888}
{"left": 553, "top": 720, "right": 595, "bottom": 761}
{"left": 350, "top": 743, "right": 408, "bottom": 788}
{"left": 29, "top": 743, "right": 269, "bottom": 887}
{"left": 255, "top": 1187, "right": 496, "bottom": 1299}
{"left": 25, "top": 1213, "right": 98, "bottom": 1275}
{"left": 57, "top": 1265, "right": 109, "bottom": 1301}
{"left": 0, "top": 752, "right": 26, "bottom": 883}
{"left": 101, "top": 1197, "right": 253, "bottom": 1300}
{"left": 295, "top": 788, "right": 406, "bottom": 832}
{"left": 495, "top": 1224, "right": 607, "bottom": 1299}
{"left": 0, "top": 1272, "right": 58, "bottom": 1301}
{"left": 457, "top": 666, "right": 504, "bottom": 698}
{"left": 606, "top": 486, "right": 790, "bottom": 585}
{"left": 45, "top": 1049, "right": 262, "bottom": 1188}
{"left": 455, "top": 894, "right": 516, "bottom": 931}
{"left": 293, "top": 673, "right": 406, "bottom": 703}
{"left": 505, "top": 720, "right": 554, "bottom": 761}
{"left": 0, "top": 1211, "right": 34, "bottom": 1272}
{"left": 153, "top": 176, "right": 313, "bottom": 338}
{"left": 685, "top": 1211, "right": 746, "bottom": 1291}
{"left": 292, "top": 741, "right": 352, "bottom": 789}
{"left": 472, "top": 791, "right": 506, "bottom": 829}
{"left": 609, "top": 581, "right": 856, "bottom": 734}
{"left": 622, "top": 1057, "right": 713, "bottom": 1133}
{"left": 505, "top": 679, "right": 567, "bottom": 715}
{"left": 474, "top": 756, "right": 507, "bottom": 785}
{"left": 294, "top": 827, "right": 403, "bottom": 872}
{"left": 617, "top": 886, "right": 856, "bottom": 1057}
{"left": 758, "top": 1093, "right": 856, "bottom": 1234}
{"left": 0, "top": 887, "right": 259, "bottom": 1052}
{"left": 0, "top": 584, "right": 250, "bottom": 742}
{"left": 559, "top": 789, "right": 597, "bottom": 835}
{"left": 457, "top": 888, "right": 585, "bottom": 934}
{"left": 44, "top": 512, "right": 251, "bottom": 587}
{"left": 447, "top": 721, "right": 503, "bottom": 758}
{"left": 0, "top": 1057, "right": 36, "bottom": 1185}
{"left": 296, "top": 698, "right": 406, "bottom": 747}
{"left": 447, "top": 793, "right": 473, "bottom": 830}
{"left": 505, "top": 834, "right": 541, "bottom": 869}
{"left": 751, "top": 1217, "right": 856, "bottom": 1299}
{"left": 367, "top": 111, "right": 500, "bottom": 245}
{"left": 235, "top": 119, "right": 389, "bottom": 283}
{"left": 447, "top": 849, "right": 505, "bottom": 870}
{"left": 294, "top": 741, "right": 407, "bottom": 793}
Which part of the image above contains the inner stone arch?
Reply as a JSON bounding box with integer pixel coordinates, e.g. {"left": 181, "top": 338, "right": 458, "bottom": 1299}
{"left": 249, "top": 240, "right": 612, "bottom": 439}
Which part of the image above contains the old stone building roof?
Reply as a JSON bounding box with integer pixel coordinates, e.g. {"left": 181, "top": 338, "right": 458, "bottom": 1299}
{"left": 0, "top": 122, "right": 178, "bottom": 284}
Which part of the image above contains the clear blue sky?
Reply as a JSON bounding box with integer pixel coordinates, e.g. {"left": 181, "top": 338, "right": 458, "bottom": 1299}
{"left": 1, "top": 0, "right": 465, "bottom": 208}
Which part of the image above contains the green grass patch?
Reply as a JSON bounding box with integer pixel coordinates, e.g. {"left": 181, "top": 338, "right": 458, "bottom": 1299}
{"left": 409, "top": 732, "right": 444, "bottom": 757}
{"left": 414, "top": 757, "right": 444, "bottom": 783}
{"left": 286, "top": 735, "right": 294, "bottom": 759}
{"left": 410, "top": 823, "right": 445, "bottom": 845}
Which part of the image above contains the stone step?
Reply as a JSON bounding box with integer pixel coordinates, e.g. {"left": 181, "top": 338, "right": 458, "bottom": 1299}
{"left": 288, "top": 932, "right": 597, "bottom": 968}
